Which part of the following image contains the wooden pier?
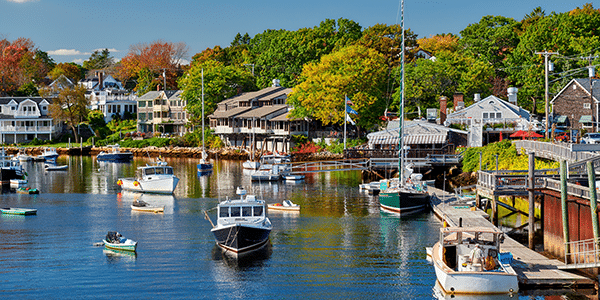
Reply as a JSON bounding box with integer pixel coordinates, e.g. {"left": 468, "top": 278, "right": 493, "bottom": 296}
{"left": 428, "top": 186, "right": 595, "bottom": 289}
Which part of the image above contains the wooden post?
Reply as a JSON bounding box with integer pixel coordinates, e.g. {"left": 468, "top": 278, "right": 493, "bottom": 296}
{"left": 476, "top": 193, "right": 481, "bottom": 209}
{"left": 492, "top": 195, "right": 498, "bottom": 226}
{"left": 587, "top": 161, "right": 599, "bottom": 243}
{"left": 528, "top": 152, "right": 535, "bottom": 249}
{"left": 560, "top": 160, "right": 570, "bottom": 260}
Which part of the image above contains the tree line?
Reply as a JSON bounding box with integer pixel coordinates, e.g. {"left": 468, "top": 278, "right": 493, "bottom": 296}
{"left": 2, "top": 3, "right": 600, "bottom": 139}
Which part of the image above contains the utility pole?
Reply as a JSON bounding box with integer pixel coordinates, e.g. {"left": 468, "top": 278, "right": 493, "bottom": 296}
{"left": 535, "top": 50, "right": 559, "bottom": 139}
{"left": 581, "top": 55, "right": 598, "bottom": 132}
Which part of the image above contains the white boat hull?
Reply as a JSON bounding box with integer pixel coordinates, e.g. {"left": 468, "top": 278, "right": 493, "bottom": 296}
{"left": 119, "top": 176, "right": 179, "bottom": 194}
{"left": 242, "top": 160, "right": 260, "bottom": 170}
{"left": 432, "top": 242, "right": 518, "bottom": 295}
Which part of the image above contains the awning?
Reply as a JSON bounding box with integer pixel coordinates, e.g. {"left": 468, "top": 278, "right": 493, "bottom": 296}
{"left": 579, "top": 115, "right": 593, "bottom": 123}
{"left": 554, "top": 115, "right": 567, "bottom": 123}
{"left": 368, "top": 136, "right": 399, "bottom": 146}
{"left": 404, "top": 134, "right": 447, "bottom": 144}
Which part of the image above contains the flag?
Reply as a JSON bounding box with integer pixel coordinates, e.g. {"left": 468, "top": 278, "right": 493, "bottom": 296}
{"left": 346, "top": 104, "right": 358, "bottom": 115}
{"left": 345, "top": 95, "right": 354, "bottom": 106}
{"left": 346, "top": 114, "right": 355, "bottom": 125}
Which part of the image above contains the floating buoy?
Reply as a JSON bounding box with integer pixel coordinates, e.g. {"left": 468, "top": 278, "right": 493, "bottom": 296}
{"left": 133, "top": 181, "right": 139, "bottom": 187}
{"left": 117, "top": 179, "right": 123, "bottom": 185}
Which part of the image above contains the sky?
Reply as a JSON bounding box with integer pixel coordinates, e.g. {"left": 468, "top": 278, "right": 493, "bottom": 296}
{"left": 0, "top": 0, "right": 594, "bottom": 64}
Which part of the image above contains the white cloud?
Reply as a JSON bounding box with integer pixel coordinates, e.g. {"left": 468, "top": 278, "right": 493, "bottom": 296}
{"left": 7, "top": 0, "right": 39, "bottom": 3}
{"left": 71, "top": 58, "right": 84, "bottom": 64}
{"left": 94, "top": 48, "right": 120, "bottom": 53}
{"left": 48, "top": 49, "right": 91, "bottom": 56}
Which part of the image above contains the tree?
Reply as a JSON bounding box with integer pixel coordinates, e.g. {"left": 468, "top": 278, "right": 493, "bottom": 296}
{"left": 83, "top": 49, "right": 114, "bottom": 71}
{"left": 49, "top": 62, "right": 84, "bottom": 82}
{"left": 118, "top": 40, "right": 189, "bottom": 93}
{"left": 46, "top": 85, "right": 89, "bottom": 142}
{"left": 287, "top": 44, "right": 387, "bottom": 130}
{"left": 0, "top": 38, "right": 52, "bottom": 96}
{"left": 179, "top": 60, "right": 255, "bottom": 126}
{"left": 418, "top": 33, "right": 460, "bottom": 54}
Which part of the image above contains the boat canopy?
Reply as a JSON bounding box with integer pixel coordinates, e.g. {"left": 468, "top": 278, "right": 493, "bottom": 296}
{"left": 142, "top": 166, "right": 173, "bottom": 176}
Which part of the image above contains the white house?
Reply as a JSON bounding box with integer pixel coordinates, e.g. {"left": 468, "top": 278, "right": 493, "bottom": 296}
{"left": 80, "top": 72, "right": 137, "bottom": 123}
{"left": 0, "top": 97, "right": 62, "bottom": 144}
{"left": 445, "top": 93, "right": 536, "bottom": 147}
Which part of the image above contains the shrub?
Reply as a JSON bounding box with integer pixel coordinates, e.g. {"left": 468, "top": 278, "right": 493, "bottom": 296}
{"left": 292, "top": 141, "right": 322, "bottom": 154}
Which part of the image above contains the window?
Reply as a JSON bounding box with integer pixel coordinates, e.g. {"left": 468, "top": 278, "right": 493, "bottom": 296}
{"left": 242, "top": 206, "right": 252, "bottom": 217}
{"left": 139, "top": 113, "right": 145, "bottom": 120}
{"left": 483, "top": 112, "right": 489, "bottom": 119}
{"left": 584, "top": 103, "right": 591, "bottom": 109}
{"left": 148, "top": 101, "right": 153, "bottom": 107}
{"left": 165, "top": 167, "right": 173, "bottom": 175}
{"left": 139, "top": 101, "right": 146, "bottom": 108}
{"left": 253, "top": 206, "right": 263, "bottom": 216}
{"left": 230, "top": 207, "right": 241, "bottom": 217}
{"left": 220, "top": 207, "right": 229, "bottom": 218}
{"left": 42, "top": 106, "right": 46, "bottom": 111}
{"left": 155, "top": 167, "right": 164, "bottom": 174}
{"left": 144, "top": 168, "right": 155, "bottom": 175}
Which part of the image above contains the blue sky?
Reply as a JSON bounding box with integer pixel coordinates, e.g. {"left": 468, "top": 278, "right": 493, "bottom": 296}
{"left": 0, "top": 0, "right": 592, "bottom": 64}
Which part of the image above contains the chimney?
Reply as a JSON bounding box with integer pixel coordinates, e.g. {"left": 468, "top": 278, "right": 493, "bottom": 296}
{"left": 507, "top": 87, "right": 518, "bottom": 105}
{"left": 474, "top": 94, "right": 481, "bottom": 102}
{"left": 98, "top": 72, "right": 104, "bottom": 90}
{"left": 157, "top": 85, "right": 160, "bottom": 91}
{"left": 439, "top": 96, "right": 447, "bottom": 125}
{"left": 453, "top": 93, "right": 464, "bottom": 110}
{"left": 272, "top": 79, "right": 280, "bottom": 87}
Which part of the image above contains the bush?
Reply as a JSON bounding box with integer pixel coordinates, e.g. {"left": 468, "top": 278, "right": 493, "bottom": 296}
{"left": 292, "top": 141, "right": 322, "bottom": 154}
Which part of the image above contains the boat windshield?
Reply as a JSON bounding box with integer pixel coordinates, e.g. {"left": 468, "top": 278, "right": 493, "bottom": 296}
{"left": 219, "top": 207, "right": 229, "bottom": 218}
{"left": 219, "top": 205, "right": 264, "bottom": 218}
{"left": 253, "top": 206, "right": 263, "bottom": 216}
{"left": 155, "top": 168, "right": 164, "bottom": 175}
{"left": 242, "top": 206, "right": 252, "bottom": 217}
{"left": 144, "top": 168, "right": 155, "bottom": 175}
{"left": 230, "top": 207, "right": 241, "bottom": 217}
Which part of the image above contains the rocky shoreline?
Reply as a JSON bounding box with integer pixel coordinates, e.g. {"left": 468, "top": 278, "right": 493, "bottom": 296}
{"left": 5, "top": 146, "right": 344, "bottom": 162}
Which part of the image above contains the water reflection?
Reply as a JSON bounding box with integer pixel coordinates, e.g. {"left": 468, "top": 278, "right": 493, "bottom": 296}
{"left": 432, "top": 281, "right": 514, "bottom": 300}
{"left": 103, "top": 249, "right": 137, "bottom": 263}
{"left": 119, "top": 191, "right": 175, "bottom": 214}
{"left": 211, "top": 242, "right": 272, "bottom": 270}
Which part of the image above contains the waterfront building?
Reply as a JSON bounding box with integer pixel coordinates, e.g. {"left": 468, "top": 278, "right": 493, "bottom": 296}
{"left": 208, "top": 81, "right": 308, "bottom": 153}
{"left": 444, "top": 90, "right": 536, "bottom": 147}
{"left": 551, "top": 78, "right": 599, "bottom": 134}
{"left": 0, "top": 96, "right": 62, "bottom": 144}
{"left": 80, "top": 72, "right": 137, "bottom": 123}
{"left": 136, "top": 90, "right": 189, "bottom": 136}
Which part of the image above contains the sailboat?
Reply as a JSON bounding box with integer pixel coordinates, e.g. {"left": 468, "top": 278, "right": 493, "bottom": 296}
{"left": 378, "top": 0, "right": 430, "bottom": 214}
{"left": 197, "top": 69, "right": 213, "bottom": 174}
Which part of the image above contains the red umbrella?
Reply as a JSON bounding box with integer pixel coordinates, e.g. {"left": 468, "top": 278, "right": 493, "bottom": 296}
{"left": 510, "top": 130, "right": 543, "bottom": 139}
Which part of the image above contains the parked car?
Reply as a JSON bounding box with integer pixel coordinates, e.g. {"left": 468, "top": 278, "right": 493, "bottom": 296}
{"left": 582, "top": 133, "right": 600, "bottom": 144}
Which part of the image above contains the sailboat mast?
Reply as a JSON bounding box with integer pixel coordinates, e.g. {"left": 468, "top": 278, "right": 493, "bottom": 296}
{"left": 399, "top": 0, "right": 406, "bottom": 183}
{"left": 202, "top": 68, "right": 205, "bottom": 151}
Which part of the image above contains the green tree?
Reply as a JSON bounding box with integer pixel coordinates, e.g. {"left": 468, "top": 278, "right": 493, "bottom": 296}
{"left": 288, "top": 44, "right": 387, "bottom": 130}
{"left": 83, "top": 49, "right": 114, "bottom": 70}
{"left": 49, "top": 62, "right": 85, "bottom": 82}
{"left": 47, "top": 85, "right": 89, "bottom": 142}
{"left": 179, "top": 60, "right": 256, "bottom": 126}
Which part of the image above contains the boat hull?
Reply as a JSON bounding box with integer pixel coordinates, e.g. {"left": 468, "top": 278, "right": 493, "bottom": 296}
{"left": 212, "top": 224, "right": 271, "bottom": 254}
{"left": 119, "top": 176, "right": 179, "bottom": 194}
{"left": 131, "top": 205, "right": 165, "bottom": 213}
{"left": 1, "top": 208, "right": 37, "bottom": 215}
{"left": 242, "top": 161, "right": 260, "bottom": 170}
{"left": 379, "top": 190, "right": 430, "bottom": 214}
{"left": 432, "top": 242, "right": 518, "bottom": 295}
{"left": 268, "top": 204, "right": 300, "bottom": 211}
{"left": 103, "top": 239, "right": 137, "bottom": 252}
{"left": 197, "top": 163, "right": 213, "bottom": 171}
{"left": 97, "top": 153, "right": 133, "bottom": 162}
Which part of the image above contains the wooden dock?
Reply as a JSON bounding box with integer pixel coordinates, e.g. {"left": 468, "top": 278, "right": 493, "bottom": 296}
{"left": 428, "top": 186, "right": 595, "bottom": 289}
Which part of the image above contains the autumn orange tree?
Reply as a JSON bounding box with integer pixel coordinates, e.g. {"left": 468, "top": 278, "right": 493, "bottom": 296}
{"left": 49, "top": 62, "right": 85, "bottom": 82}
{"left": 118, "top": 40, "right": 189, "bottom": 95}
{"left": 0, "top": 37, "right": 54, "bottom": 96}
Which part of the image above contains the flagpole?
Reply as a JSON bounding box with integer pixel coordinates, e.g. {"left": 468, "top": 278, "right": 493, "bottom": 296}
{"left": 399, "top": 0, "right": 405, "bottom": 184}
{"left": 344, "top": 94, "right": 347, "bottom": 150}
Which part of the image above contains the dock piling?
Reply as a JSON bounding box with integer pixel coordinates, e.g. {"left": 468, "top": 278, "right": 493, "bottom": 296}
{"left": 528, "top": 152, "right": 535, "bottom": 249}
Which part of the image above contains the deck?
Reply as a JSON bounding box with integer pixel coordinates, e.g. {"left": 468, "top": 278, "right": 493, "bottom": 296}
{"left": 428, "top": 186, "right": 595, "bottom": 289}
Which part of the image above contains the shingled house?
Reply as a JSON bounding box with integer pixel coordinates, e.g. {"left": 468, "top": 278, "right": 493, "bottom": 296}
{"left": 551, "top": 78, "right": 599, "bottom": 133}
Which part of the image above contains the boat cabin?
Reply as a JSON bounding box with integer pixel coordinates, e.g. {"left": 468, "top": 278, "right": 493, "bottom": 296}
{"left": 440, "top": 227, "right": 505, "bottom": 272}
{"left": 140, "top": 165, "right": 174, "bottom": 177}
{"left": 217, "top": 196, "right": 267, "bottom": 225}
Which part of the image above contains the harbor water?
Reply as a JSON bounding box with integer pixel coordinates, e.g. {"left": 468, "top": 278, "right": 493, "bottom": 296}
{"left": 0, "top": 156, "right": 593, "bottom": 299}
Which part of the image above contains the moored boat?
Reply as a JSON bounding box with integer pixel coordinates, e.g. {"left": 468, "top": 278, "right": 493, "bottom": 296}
{"left": 283, "top": 174, "right": 305, "bottom": 181}
{"left": 39, "top": 147, "right": 59, "bottom": 162}
{"left": 10, "top": 178, "right": 27, "bottom": 188}
{"left": 96, "top": 144, "right": 133, "bottom": 162}
{"left": 45, "top": 163, "right": 68, "bottom": 171}
{"left": 117, "top": 159, "right": 179, "bottom": 194}
{"left": 103, "top": 231, "right": 137, "bottom": 252}
{"left": 206, "top": 187, "right": 272, "bottom": 256}
{"left": 268, "top": 200, "right": 300, "bottom": 212}
{"left": 1, "top": 207, "right": 37, "bottom": 215}
{"left": 131, "top": 199, "right": 165, "bottom": 213}
{"left": 16, "top": 187, "right": 40, "bottom": 194}
{"left": 431, "top": 226, "right": 518, "bottom": 295}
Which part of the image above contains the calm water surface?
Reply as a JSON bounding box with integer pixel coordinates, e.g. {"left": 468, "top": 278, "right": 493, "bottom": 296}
{"left": 0, "top": 156, "right": 592, "bottom": 299}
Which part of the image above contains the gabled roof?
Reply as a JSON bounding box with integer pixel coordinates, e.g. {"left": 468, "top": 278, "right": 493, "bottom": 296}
{"left": 208, "top": 106, "right": 252, "bottom": 119}
{"left": 270, "top": 111, "right": 303, "bottom": 121}
{"left": 551, "top": 78, "right": 600, "bottom": 104}
{"left": 219, "top": 86, "right": 289, "bottom": 106}
{"left": 447, "top": 95, "right": 530, "bottom": 120}
{"left": 137, "top": 90, "right": 181, "bottom": 100}
{"left": 235, "top": 105, "right": 287, "bottom": 119}
{"left": 0, "top": 97, "right": 53, "bottom": 105}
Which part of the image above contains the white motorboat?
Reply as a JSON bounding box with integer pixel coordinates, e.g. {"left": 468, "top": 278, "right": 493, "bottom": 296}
{"left": 10, "top": 178, "right": 27, "bottom": 188}
{"left": 251, "top": 163, "right": 285, "bottom": 181}
{"left": 206, "top": 187, "right": 272, "bottom": 256}
{"left": 39, "top": 147, "right": 59, "bottom": 162}
{"left": 242, "top": 160, "right": 260, "bottom": 170}
{"left": 283, "top": 174, "right": 305, "bottom": 181}
{"left": 0, "top": 147, "right": 26, "bottom": 183}
{"left": 431, "top": 226, "right": 518, "bottom": 295}
{"left": 45, "top": 163, "right": 68, "bottom": 171}
{"left": 117, "top": 159, "right": 179, "bottom": 194}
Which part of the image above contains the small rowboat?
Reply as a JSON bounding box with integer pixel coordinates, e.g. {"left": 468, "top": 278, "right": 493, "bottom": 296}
{"left": 268, "top": 200, "right": 300, "bottom": 212}
{"left": 131, "top": 200, "right": 164, "bottom": 213}
{"left": 16, "top": 187, "right": 40, "bottom": 194}
{"left": 45, "top": 164, "right": 68, "bottom": 171}
{"left": 103, "top": 232, "right": 137, "bottom": 252}
{"left": 1, "top": 207, "right": 37, "bottom": 215}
